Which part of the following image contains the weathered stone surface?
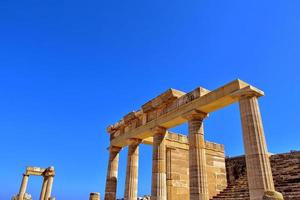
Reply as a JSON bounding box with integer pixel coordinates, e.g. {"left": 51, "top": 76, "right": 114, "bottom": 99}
{"left": 212, "top": 151, "right": 300, "bottom": 200}
{"left": 12, "top": 193, "right": 32, "bottom": 200}
{"left": 15, "top": 166, "right": 55, "bottom": 200}
{"left": 124, "top": 140, "right": 141, "bottom": 200}
{"left": 165, "top": 132, "right": 227, "bottom": 200}
{"left": 89, "top": 192, "right": 100, "bottom": 200}
{"left": 105, "top": 146, "right": 121, "bottom": 200}
{"left": 186, "top": 111, "right": 209, "bottom": 200}
{"left": 151, "top": 127, "right": 167, "bottom": 200}
{"left": 104, "top": 80, "right": 279, "bottom": 200}
{"left": 239, "top": 95, "right": 276, "bottom": 200}
{"left": 263, "top": 191, "right": 284, "bottom": 200}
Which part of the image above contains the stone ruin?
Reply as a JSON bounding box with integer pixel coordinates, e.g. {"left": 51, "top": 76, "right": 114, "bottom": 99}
{"left": 11, "top": 193, "right": 32, "bottom": 200}
{"left": 13, "top": 79, "right": 299, "bottom": 200}
{"left": 13, "top": 166, "right": 55, "bottom": 200}
{"left": 104, "top": 79, "right": 285, "bottom": 200}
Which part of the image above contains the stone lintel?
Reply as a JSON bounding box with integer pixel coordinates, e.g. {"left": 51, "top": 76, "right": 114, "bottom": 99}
{"left": 25, "top": 166, "right": 55, "bottom": 177}
{"left": 126, "top": 138, "right": 142, "bottom": 145}
{"left": 109, "top": 79, "right": 264, "bottom": 147}
{"left": 25, "top": 166, "right": 46, "bottom": 176}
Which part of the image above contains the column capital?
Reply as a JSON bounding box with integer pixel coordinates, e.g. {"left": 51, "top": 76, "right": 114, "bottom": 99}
{"left": 22, "top": 173, "right": 30, "bottom": 177}
{"left": 107, "top": 145, "right": 122, "bottom": 153}
{"left": 231, "top": 85, "right": 264, "bottom": 100}
{"left": 44, "top": 166, "right": 55, "bottom": 177}
{"left": 182, "top": 109, "right": 208, "bottom": 121}
{"left": 127, "top": 138, "right": 142, "bottom": 145}
{"left": 151, "top": 126, "right": 167, "bottom": 135}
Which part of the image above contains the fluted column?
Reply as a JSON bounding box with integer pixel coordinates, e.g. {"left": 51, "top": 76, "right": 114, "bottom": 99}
{"left": 105, "top": 146, "right": 122, "bottom": 200}
{"left": 239, "top": 94, "right": 278, "bottom": 200}
{"left": 124, "top": 139, "right": 141, "bottom": 200}
{"left": 151, "top": 126, "right": 167, "bottom": 200}
{"left": 18, "top": 174, "right": 29, "bottom": 200}
{"left": 44, "top": 166, "right": 55, "bottom": 200}
{"left": 40, "top": 177, "right": 49, "bottom": 200}
{"left": 184, "top": 110, "right": 209, "bottom": 200}
{"left": 44, "top": 176, "right": 54, "bottom": 200}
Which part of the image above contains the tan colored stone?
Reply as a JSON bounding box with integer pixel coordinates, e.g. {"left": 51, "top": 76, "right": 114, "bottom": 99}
{"left": 263, "top": 190, "right": 284, "bottom": 200}
{"left": 124, "top": 139, "right": 141, "bottom": 200}
{"left": 239, "top": 96, "right": 280, "bottom": 200}
{"left": 105, "top": 146, "right": 121, "bottom": 200}
{"left": 18, "top": 174, "right": 29, "bottom": 200}
{"left": 104, "top": 79, "right": 278, "bottom": 200}
{"left": 151, "top": 127, "right": 167, "bottom": 200}
{"left": 40, "top": 177, "right": 48, "bottom": 200}
{"left": 16, "top": 166, "right": 55, "bottom": 200}
{"left": 44, "top": 176, "right": 54, "bottom": 200}
{"left": 89, "top": 192, "right": 100, "bottom": 200}
{"left": 185, "top": 110, "right": 209, "bottom": 200}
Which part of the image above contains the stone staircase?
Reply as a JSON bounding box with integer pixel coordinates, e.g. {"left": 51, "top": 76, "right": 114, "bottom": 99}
{"left": 211, "top": 151, "right": 300, "bottom": 200}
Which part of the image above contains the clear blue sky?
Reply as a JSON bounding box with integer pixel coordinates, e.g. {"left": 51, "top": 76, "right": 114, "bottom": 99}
{"left": 0, "top": 0, "right": 300, "bottom": 199}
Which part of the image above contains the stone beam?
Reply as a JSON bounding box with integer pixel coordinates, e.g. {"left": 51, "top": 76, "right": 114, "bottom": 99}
{"left": 25, "top": 166, "right": 47, "bottom": 176}
{"left": 110, "top": 79, "right": 264, "bottom": 147}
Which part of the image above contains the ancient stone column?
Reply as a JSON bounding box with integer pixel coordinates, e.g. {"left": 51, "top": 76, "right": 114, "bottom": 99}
{"left": 18, "top": 174, "right": 29, "bottom": 200}
{"left": 239, "top": 94, "right": 278, "bottom": 200}
{"left": 184, "top": 110, "right": 209, "bottom": 200}
{"left": 43, "top": 166, "right": 55, "bottom": 200}
{"left": 105, "top": 146, "right": 122, "bottom": 200}
{"left": 44, "top": 176, "right": 54, "bottom": 200}
{"left": 151, "top": 126, "right": 167, "bottom": 200}
{"left": 40, "top": 177, "right": 49, "bottom": 200}
{"left": 89, "top": 192, "right": 100, "bottom": 200}
{"left": 124, "top": 139, "right": 141, "bottom": 200}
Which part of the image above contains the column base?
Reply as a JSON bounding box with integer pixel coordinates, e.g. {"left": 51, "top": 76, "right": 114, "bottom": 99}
{"left": 263, "top": 190, "right": 284, "bottom": 200}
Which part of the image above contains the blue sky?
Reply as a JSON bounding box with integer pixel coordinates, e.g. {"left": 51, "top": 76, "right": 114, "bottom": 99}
{"left": 0, "top": 0, "right": 300, "bottom": 199}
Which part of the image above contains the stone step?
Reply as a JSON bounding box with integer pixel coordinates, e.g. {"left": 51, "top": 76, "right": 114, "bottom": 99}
{"left": 211, "top": 151, "right": 300, "bottom": 200}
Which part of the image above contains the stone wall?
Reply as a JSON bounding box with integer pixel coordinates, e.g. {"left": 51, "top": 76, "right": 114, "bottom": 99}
{"left": 205, "top": 142, "right": 227, "bottom": 198}
{"left": 165, "top": 132, "right": 227, "bottom": 200}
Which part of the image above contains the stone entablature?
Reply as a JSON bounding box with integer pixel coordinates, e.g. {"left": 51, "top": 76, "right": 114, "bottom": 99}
{"left": 107, "top": 87, "right": 210, "bottom": 142}
{"left": 25, "top": 166, "right": 55, "bottom": 177}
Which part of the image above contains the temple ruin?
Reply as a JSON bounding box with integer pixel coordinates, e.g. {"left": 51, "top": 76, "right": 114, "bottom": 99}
{"left": 14, "top": 166, "right": 55, "bottom": 200}
{"left": 104, "top": 79, "right": 284, "bottom": 200}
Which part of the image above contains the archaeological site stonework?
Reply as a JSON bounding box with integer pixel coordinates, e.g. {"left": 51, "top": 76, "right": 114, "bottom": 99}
{"left": 14, "top": 166, "right": 55, "bottom": 200}
{"left": 104, "top": 79, "right": 286, "bottom": 200}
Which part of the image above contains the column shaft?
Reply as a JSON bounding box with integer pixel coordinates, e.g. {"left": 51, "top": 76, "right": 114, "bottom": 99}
{"left": 44, "top": 176, "right": 54, "bottom": 200}
{"left": 151, "top": 127, "right": 167, "bottom": 200}
{"left": 188, "top": 115, "right": 209, "bottom": 200}
{"left": 40, "top": 177, "right": 49, "bottom": 200}
{"left": 18, "top": 174, "right": 29, "bottom": 200}
{"left": 105, "top": 146, "right": 121, "bottom": 200}
{"left": 239, "top": 96, "right": 275, "bottom": 200}
{"left": 124, "top": 141, "right": 140, "bottom": 200}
